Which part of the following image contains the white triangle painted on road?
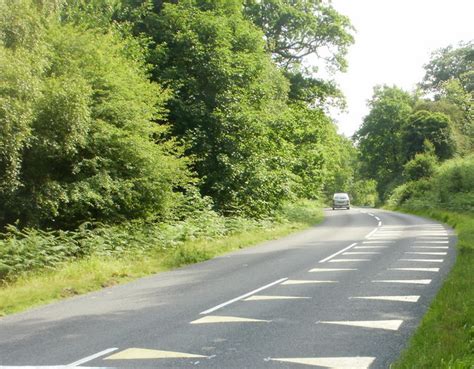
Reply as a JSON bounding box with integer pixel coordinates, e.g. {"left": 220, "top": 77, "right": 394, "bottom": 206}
{"left": 271, "top": 356, "right": 375, "bottom": 368}
{"left": 349, "top": 295, "right": 420, "bottom": 302}
{"left": 190, "top": 315, "right": 270, "bottom": 324}
{"left": 319, "top": 319, "right": 403, "bottom": 331}
{"left": 400, "top": 258, "right": 444, "bottom": 263}
{"left": 329, "top": 259, "right": 371, "bottom": 263}
{"left": 244, "top": 295, "right": 310, "bottom": 301}
{"left": 373, "top": 279, "right": 432, "bottom": 284}
{"left": 105, "top": 348, "right": 207, "bottom": 360}
{"left": 282, "top": 280, "right": 338, "bottom": 285}
{"left": 388, "top": 268, "right": 439, "bottom": 272}
{"left": 354, "top": 246, "right": 388, "bottom": 249}
{"left": 308, "top": 268, "right": 357, "bottom": 272}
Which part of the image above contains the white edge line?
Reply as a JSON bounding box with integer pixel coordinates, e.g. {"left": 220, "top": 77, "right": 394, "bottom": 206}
{"left": 200, "top": 278, "right": 288, "bottom": 315}
{"left": 319, "top": 243, "right": 357, "bottom": 263}
{"left": 66, "top": 348, "right": 118, "bottom": 367}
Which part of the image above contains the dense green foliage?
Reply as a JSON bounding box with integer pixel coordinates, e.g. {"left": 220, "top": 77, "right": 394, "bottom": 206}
{"left": 355, "top": 42, "right": 473, "bottom": 200}
{"left": 0, "top": 0, "right": 360, "bottom": 283}
{"left": 388, "top": 155, "right": 474, "bottom": 212}
{"left": 0, "top": 0, "right": 191, "bottom": 228}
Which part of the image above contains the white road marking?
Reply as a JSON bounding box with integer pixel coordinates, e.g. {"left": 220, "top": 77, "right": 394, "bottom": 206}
{"left": 412, "top": 246, "right": 448, "bottom": 249}
{"left": 365, "top": 228, "right": 379, "bottom": 238}
{"left": 308, "top": 268, "right": 358, "bottom": 272}
{"left": 400, "top": 259, "right": 444, "bottom": 263}
{"left": 329, "top": 259, "right": 371, "bottom": 263}
{"left": 418, "top": 236, "right": 448, "bottom": 239}
{"left": 363, "top": 240, "right": 395, "bottom": 244}
{"left": 417, "top": 231, "right": 448, "bottom": 236}
{"left": 354, "top": 246, "right": 389, "bottom": 249}
{"left": 406, "top": 252, "right": 447, "bottom": 255}
{"left": 191, "top": 315, "right": 270, "bottom": 324}
{"left": 378, "top": 221, "right": 382, "bottom": 226}
{"left": 373, "top": 279, "right": 432, "bottom": 284}
{"left": 0, "top": 365, "right": 112, "bottom": 369}
{"left": 244, "top": 295, "right": 310, "bottom": 301}
{"left": 282, "top": 280, "right": 338, "bottom": 285}
{"left": 388, "top": 268, "right": 440, "bottom": 272}
{"left": 374, "top": 216, "right": 381, "bottom": 221}
{"left": 318, "top": 319, "right": 403, "bottom": 331}
{"left": 342, "top": 252, "right": 381, "bottom": 255}
{"left": 349, "top": 295, "right": 420, "bottom": 302}
{"left": 319, "top": 243, "right": 357, "bottom": 263}
{"left": 199, "top": 277, "right": 287, "bottom": 315}
{"left": 270, "top": 357, "right": 375, "bottom": 368}
{"left": 105, "top": 348, "right": 207, "bottom": 360}
{"left": 66, "top": 348, "right": 118, "bottom": 367}
{"left": 414, "top": 241, "right": 449, "bottom": 244}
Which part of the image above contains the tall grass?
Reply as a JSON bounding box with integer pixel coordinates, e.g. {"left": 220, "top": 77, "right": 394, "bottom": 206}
{"left": 0, "top": 200, "right": 323, "bottom": 315}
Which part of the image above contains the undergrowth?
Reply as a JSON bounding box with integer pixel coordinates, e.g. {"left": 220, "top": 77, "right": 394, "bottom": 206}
{"left": 0, "top": 200, "right": 323, "bottom": 315}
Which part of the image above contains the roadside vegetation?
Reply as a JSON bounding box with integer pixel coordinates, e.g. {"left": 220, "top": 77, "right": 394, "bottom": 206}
{"left": 0, "top": 200, "right": 323, "bottom": 316}
{"left": 355, "top": 42, "right": 473, "bottom": 368}
{"left": 0, "top": 0, "right": 356, "bottom": 314}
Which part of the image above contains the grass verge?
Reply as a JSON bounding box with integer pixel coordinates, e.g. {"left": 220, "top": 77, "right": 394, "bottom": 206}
{"left": 391, "top": 208, "right": 474, "bottom": 369}
{"left": 0, "top": 201, "right": 323, "bottom": 316}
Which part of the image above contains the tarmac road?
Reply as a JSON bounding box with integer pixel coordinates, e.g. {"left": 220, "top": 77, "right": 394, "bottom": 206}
{"left": 0, "top": 208, "right": 457, "bottom": 369}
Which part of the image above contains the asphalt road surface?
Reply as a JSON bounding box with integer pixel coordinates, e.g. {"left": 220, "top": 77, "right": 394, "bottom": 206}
{"left": 0, "top": 208, "right": 457, "bottom": 369}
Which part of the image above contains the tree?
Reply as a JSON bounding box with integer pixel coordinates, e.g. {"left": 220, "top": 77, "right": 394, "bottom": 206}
{"left": 353, "top": 86, "right": 413, "bottom": 198}
{"left": 421, "top": 41, "right": 474, "bottom": 95}
{"left": 125, "top": 2, "right": 295, "bottom": 217}
{"left": 243, "top": 0, "right": 354, "bottom": 71}
{"left": 401, "top": 111, "right": 457, "bottom": 161}
{"left": 0, "top": 0, "right": 190, "bottom": 228}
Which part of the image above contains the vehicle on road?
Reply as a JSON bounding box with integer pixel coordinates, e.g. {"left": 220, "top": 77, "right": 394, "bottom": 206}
{"left": 332, "top": 192, "right": 350, "bottom": 210}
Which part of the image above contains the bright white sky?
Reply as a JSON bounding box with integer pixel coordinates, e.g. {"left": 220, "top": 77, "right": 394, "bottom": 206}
{"left": 327, "top": 0, "right": 474, "bottom": 137}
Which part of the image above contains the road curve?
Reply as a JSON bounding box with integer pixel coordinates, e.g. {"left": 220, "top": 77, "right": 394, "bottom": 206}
{"left": 0, "top": 208, "right": 457, "bottom": 369}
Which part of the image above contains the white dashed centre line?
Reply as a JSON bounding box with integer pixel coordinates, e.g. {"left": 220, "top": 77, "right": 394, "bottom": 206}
{"left": 318, "top": 243, "right": 358, "bottom": 263}
{"left": 199, "top": 277, "right": 288, "bottom": 315}
{"left": 66, "top": 348, "right": 118, "bottom": 367}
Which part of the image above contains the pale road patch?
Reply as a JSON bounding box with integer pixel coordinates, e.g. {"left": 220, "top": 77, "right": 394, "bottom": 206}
{"left": 282, "top": 280, "right": 338, "bottom": 285}
{"left": 318, "top": 319, "right": 403, "bottom": 331}
{"left": 388, "top": 268, "right": 440, "bottom": 272}
{"left": 329, "top": 259, "right": 371, "bottom": 263}
{"left": 190, "top": 315, "right": 270, "bottom": 324}
{"left": 406, "top": 252, "right": 447, "bottom": 256}
{"left": 244, "top": 295, "right": 310, "bottom": 301}
{"left": 373, "top": 279, "right": 432, "bottom": 285}
{"left": 400, "top": 259, "right": 444, "bottom": 263}
{"left": 105, "top": 348, "right": 207, "bottom": 360}
{"left": 349, "top": 295, "right": 420, "bottom": 303}
{"left": 308, "top": 268, "right": 357, "bottom": 272}
{"left": 270, "top": 357, "right": 375, "bottom": 369}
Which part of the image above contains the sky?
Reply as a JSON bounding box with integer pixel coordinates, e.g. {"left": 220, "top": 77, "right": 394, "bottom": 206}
{"left": 325, "top": 0, "right": 474, "bottom": 137}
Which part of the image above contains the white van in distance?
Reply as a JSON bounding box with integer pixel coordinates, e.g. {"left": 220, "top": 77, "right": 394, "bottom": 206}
{"left": 332, "top": 193, "right": 350, "bottom": 210}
